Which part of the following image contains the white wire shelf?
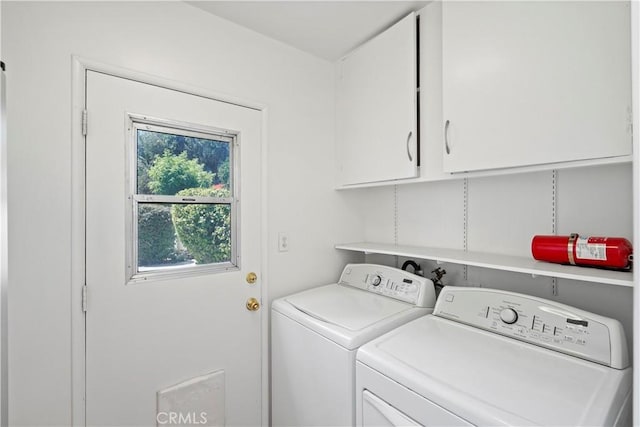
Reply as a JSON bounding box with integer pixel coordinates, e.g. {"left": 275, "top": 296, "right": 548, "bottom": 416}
{"left": 335, "top": 242, "right": 633, "bottom": 288}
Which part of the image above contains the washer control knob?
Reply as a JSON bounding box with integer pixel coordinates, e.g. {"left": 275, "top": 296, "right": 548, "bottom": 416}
{"left": 500, "top": 308, "right": 518, "bottom": 324}
{"left": 371, "top": 275, "right": 382, "bottom": 287}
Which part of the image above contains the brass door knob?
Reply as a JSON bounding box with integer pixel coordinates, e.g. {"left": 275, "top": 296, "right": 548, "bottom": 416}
{"left": 246, "top": 272, "right": 257, "bottom": 285}
{"left": 246, "top": 298, "right": 260, "bottom": 311}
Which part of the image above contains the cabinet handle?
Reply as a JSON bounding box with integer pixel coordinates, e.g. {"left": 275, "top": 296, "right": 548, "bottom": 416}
{"left": 406, "top": 131, "right": 413, "bottom": 162}
{"left": 444, "top": 120, "right": 451, "bottom": 155}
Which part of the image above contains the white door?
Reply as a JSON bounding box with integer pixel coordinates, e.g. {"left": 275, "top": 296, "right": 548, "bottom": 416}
{"left": 442, "top": 1, "right": 631, "bottom": 173}
{"left": 85, "top": 70, "right": 263, "bottom": 426}
{"left": 335, "top": 12, "right": 418, "bottom": 186}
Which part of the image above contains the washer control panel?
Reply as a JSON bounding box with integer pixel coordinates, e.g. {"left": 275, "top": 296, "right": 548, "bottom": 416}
{"left": 434, "top": 287, "right": 629, "bottom": 369}
{"left": 338, "top": 263, "right": 436, "bottom": 308}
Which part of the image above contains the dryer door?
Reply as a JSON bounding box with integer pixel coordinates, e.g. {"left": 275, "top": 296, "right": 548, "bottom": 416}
{"left": 363, "top": 391, "right": 420, "bottom": 427}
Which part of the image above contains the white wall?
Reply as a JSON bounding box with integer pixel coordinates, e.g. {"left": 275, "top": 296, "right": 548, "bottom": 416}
{"left": 2, "top": 2, "right": 362, "bottom": 425}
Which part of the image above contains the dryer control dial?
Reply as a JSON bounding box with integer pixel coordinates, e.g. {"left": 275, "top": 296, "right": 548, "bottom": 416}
{"left": 499, "top": 308, "right": 518, "bottom": 324}
{"left": 371, "top": 275, "right": 382, "bottom": 286}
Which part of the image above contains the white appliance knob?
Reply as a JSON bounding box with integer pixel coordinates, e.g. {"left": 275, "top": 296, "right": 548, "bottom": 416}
{"left": 371, "top": 275, "right": 382, "bottom": 286}
{"left": 500, "top": 308, "right": 518, "bottom": 324}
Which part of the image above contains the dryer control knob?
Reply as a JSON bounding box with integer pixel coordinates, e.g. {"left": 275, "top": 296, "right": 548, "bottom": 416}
{"left": 371, "top": 275, "right": 382, "bottom": 286}
{"left": 500, "top": 308, "right": 518, "bottom": 324}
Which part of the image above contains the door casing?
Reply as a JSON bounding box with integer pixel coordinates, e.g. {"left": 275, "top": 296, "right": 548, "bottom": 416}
{"left": 70, "top": 57, "right": 270, "bottom": 426}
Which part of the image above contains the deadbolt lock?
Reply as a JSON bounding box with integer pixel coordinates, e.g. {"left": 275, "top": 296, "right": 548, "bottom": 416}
{"left": 246, "top": 297, "right": 260, "bottom": 312}
{"left": 246, "top": 272, "right": 258, "bottom": 285}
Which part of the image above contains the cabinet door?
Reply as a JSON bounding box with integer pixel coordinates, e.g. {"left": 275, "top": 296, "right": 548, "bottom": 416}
{"left": 336, "top": 12, "right": 418, "bottom": 186}
{"left": 442, "top": 2, "right": 632, "bottom": 173}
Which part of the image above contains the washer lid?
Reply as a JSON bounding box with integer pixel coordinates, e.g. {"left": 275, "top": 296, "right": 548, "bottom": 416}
{"left": 273, "top": 284, "right": 429, "bottom": 349}
{"left": 357, "top": 316, "right": 632, "bottom": 426}
{"left": 286, "top": 284, "right": 412, "bottom": 331}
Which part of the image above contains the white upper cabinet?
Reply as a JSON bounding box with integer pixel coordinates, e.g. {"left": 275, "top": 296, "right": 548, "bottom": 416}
{"left": 336, "top": 12, "right": 418, "bottom": 186}
{"left": 442, "top": 2, "right": 632, "bottom": 173}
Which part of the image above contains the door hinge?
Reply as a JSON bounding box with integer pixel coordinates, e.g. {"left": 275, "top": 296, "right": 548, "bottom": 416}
{"left": 82, "top": 284, "right": 88, "bottom": 312}
{"left": 82, "top": 109, "right": 88, "bottom": 136}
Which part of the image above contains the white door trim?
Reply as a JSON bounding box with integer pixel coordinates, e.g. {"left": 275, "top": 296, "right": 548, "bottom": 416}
{"left": 70, "top": 56, "right": 270, "bottom": 426}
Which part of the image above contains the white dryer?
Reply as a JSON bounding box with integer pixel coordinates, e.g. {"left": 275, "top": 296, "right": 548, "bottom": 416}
{"left": 271, "top": 263, "right": 436, "bottom": 427}
{"left": 356, "top": 286, "right": 632, "bottom": 426}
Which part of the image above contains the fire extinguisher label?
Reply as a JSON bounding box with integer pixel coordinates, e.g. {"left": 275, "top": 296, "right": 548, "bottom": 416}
{"left": 575, "top": 237, "right": 607, "bottom": 261}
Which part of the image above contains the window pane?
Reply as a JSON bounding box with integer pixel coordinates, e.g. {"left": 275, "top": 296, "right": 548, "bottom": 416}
{"left": 137, "top": 129, "right": 230, "bottom": 196}
{"left": 137, "top": 202, "right": 231, "bottom": 271}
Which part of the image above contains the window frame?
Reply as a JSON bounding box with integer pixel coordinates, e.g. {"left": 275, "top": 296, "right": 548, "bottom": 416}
{"left": 125, "top": 114, "right": 240, "bottom": 284}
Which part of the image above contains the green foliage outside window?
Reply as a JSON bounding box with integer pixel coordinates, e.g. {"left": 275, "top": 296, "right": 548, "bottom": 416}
{"left": 137, "top": 130, "right": 230, "bottom": 193}
{"left": 148, "top": 150, "right": 214, "bottom": 196}
{"left": 137, "top": 205, "right": 181, "bottom": 266}
{"left": 171, "top": 187, "right": 231, "bottom": 264}
{"left": 136, "top": 129, "right": 232, "bottom": 269}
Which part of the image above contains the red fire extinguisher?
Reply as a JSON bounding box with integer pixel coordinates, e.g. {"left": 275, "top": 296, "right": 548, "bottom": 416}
{"left": 531, "top": 234, "right": 633, "bottom": 270}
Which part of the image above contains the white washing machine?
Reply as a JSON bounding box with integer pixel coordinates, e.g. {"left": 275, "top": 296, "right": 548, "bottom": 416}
{"left": 356, "top": 286, "right": 632, "bottom": 426}
{"left": 271, "top": 263, "right": 437, "bottom": 427}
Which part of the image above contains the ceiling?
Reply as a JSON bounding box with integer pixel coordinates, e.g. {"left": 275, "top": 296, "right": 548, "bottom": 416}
{"left": 187, "top": 1, "right": 429, "bottom": 61}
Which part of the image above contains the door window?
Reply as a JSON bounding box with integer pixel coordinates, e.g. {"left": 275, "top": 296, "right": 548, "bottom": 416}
{"left": 127, "top": 117, "right": 238, "bottom": 282}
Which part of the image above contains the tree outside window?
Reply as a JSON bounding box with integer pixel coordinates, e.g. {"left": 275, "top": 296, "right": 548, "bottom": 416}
{"left": 133, "top": 125, "right": 234, "bottom": 275}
